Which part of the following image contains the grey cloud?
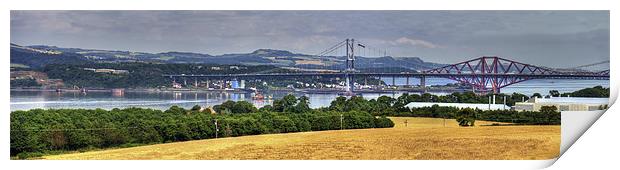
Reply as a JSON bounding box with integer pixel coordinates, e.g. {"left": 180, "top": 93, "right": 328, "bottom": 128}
{"left": 10, "top": 10, "right": 609, "bottom": 67}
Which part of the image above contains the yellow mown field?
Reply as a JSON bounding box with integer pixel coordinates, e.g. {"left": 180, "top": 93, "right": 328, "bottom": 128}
{"left": 44, "top": 117, "right": 560, "bottom": 160}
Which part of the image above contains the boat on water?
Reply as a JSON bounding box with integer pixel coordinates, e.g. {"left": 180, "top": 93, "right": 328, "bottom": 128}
{"left": 252, "top": 92, "right": 265, "bottom": 100}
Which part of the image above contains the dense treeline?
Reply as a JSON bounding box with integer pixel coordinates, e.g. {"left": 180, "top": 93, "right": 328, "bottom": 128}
{"left": 320, "top": 94, "right": 561, "bottom": 125}
{"left": 10, "top": 79, "right": 38, "bottom": 87}
{"left": 26, "top": 63, "right": 386, "bottom": 88}
{"left": 382, "top": 104, "right": 560, "bottom": 125}
{"left": 321, "top": 92, "right": 529, "bottom": 116}
{"left": 11, "top": 47, "right": 91, "bottom": 68}
{"left": 559, "top": 86, "right": 609, "bottom": 97}
{"left": 40, "top": 63, "right": 289, "bottom": 88}
{"left": 11, "top": 106, "right": 393, "bottom": 159}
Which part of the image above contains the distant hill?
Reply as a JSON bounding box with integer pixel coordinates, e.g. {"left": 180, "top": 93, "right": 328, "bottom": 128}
{"left": 10, "top": 44, "right": 91, "bottom": 68}
{"left": 10, "top": 43, "right": 444, "bottom": 71}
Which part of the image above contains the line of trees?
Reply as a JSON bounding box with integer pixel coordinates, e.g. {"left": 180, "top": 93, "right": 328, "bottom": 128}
{"left": 11, "top": 104, "right": 393, "bottom": 159}
{"left": 384, "top": 104, "right": 560, "bottom": 125}
{"left": 20, "top": 63, "right": 387, "bottom": 89}
{"left": 10, "top": 78, "right": 39, "bottom": 87}
{"left": 559, "top": 86, "right": 609, "bottom": 97}
{"left": 39, "top": 63, "right": 289, "bottom": 88}
{"left": 320, "top": 94, "right": 561, "bottom": 126}
{"left": 319, "top": 92, "right": 529, "bottom": 115}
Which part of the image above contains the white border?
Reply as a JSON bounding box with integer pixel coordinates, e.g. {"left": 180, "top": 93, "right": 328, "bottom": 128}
{"left": 2, "top": 0, "right": 617, "bottom": 170}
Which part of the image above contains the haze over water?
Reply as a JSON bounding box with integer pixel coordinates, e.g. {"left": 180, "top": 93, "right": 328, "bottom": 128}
{"left": 10, "top": 79, "right": 609, "bottom": 111}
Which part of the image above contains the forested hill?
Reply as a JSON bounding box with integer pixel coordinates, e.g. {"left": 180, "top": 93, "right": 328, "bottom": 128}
{"left": 10, "top": 43, "right": 444, "bottom": 70}
{"left": 40, "top": 63, "right": 290, "bottom": 88}
{"left": 10, "top": 44, "right": 91, "bottom": 68}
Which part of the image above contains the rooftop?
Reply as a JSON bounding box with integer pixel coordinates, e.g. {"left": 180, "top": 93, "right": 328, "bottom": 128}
{"left": 529, "top": 97, "right": 609, "bottom": 104}
{"left": 405, "top": 102, "right": 510, "bottom": 111}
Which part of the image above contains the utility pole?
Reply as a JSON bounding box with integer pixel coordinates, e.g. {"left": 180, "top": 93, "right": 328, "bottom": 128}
{"left": 340, "top": 114, "right": 344, "bottom": 130}
{"left": 214, "top": 119, "right": 219, "bottom": 138}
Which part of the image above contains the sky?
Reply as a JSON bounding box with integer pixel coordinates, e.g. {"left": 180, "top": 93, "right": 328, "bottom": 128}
{"left": 10, "top": 11, "right": 609, "bottom": 68}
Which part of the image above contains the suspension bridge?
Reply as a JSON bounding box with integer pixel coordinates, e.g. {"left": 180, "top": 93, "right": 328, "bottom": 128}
{"left": 163, "top": 39, "right": 610, "bottom": 94}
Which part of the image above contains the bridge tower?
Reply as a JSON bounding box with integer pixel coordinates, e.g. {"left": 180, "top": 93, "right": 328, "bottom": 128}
{"left": 344, "top": 38, "right": 356, "bottom": 94}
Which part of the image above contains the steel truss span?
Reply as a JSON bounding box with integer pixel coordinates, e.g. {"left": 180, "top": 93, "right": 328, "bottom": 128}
{"left": 422, "top": 56, "right": 609, "bottom": 93}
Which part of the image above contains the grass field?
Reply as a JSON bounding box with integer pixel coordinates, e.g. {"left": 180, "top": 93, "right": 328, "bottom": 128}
{"left": 43, "top": 117, "right": 560, "bottom": 160}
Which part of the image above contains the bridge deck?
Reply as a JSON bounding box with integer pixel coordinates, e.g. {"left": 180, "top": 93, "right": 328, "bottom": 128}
{"left": 162, "top": 72, "right": 609, "bottom": 79}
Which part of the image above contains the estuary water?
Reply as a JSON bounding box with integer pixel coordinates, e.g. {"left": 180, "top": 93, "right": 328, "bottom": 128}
{"left": 10, "top": 79, "right": 609, "bottom": 111}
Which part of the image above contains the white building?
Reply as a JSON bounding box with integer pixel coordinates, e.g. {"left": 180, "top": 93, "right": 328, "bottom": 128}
{"left": 513, "top": 97, "right": 609, "bottom": 112}
{"left": 405, "top": 102, "right": 510, "bottom": 111}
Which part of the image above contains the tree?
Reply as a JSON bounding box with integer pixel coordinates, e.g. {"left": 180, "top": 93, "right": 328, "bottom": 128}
{"left": 273, "top": 94, "right": 298, "bottom": 112}
{"left": 259, "top": 105, "right": 274, "bottom": 112}
{"left": 421, "top": 93, "right": 434, "bottom": 102}
{"left": 328, "top": 96, "right": 347, "bottom": 112}
{"left": 549, "top": 90, "right": 560, "bottom": 97}
{"left": 231, "top": 101, "right": 258, "bottom": 114}
{"left": 455, "top": 108, "right": 476, "bottom": 127}
{"left": 540, "top": 106, "right": 558, "bottom": 113}
{"left": 531, "top": 93, "right": 543, "bottom": 98}
{"left": 191, "top": 105, "right": 202, "bottom": 111}
{"left": 166, "top": 105, "right": 187, "bottom": 114}
{"left": 378, "top": 96, "right": 396, "bottom": 107}
{"left": 214, "top": 101, "right": 237, "bottom": 114}
{"left": 511, "top": 92, "right": 529, "bottom": 103}
{"left": 344, "top": 96, "right": 370, "bottom": 112}
{"left": 293, "top": 96, "right": 312, "bottom": 113}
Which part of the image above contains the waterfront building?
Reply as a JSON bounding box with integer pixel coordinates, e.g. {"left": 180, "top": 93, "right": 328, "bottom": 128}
{"left": 513, "top": 97, "right": 609, "bottom": 111}
{"left": 231, "top": 80, "right": 240, "bottom": 89}
{"left": 239, "top": 80, "right": 246, "bottom": 89}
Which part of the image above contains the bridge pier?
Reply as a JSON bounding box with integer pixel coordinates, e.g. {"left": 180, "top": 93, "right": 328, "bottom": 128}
{"left": 344, "top": 74, "right": 355, "bottom": 93}
{"left": 392, "top": 76, "right": 396, "bottom": 87}
{"left": 420, "top": 75, "right": 426, "bottom": 93}
{"left": 349, "top": 75, "right": 355, "bottom": 92}
{"left": 406, "top": 77, "right": 409, "bottom": 86}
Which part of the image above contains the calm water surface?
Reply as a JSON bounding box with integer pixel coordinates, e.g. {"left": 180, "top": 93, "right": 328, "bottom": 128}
{"left": 10, "top": 79, "right": 609, "bottom": 111}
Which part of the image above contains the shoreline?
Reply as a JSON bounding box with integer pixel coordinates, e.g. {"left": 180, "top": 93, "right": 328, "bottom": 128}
{"left": 10, "top": 86, "right": 469, "bottom": 94}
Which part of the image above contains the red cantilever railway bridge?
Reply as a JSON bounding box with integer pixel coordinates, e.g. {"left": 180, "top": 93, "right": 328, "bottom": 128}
{"left": 163, "top": 39, "right": 609, "bottom": 94}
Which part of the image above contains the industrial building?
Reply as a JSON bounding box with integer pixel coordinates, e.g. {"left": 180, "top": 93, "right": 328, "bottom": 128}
{"left": 513, "top": 97, "right": 609, "bottom": 112}
{"left": 405, "top": 102, "right": 510, "bottom": 111}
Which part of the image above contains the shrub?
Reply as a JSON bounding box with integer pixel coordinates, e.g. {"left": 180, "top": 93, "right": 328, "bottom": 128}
{"left": 455, "top": 108, "right": 476, "bottom": 127}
